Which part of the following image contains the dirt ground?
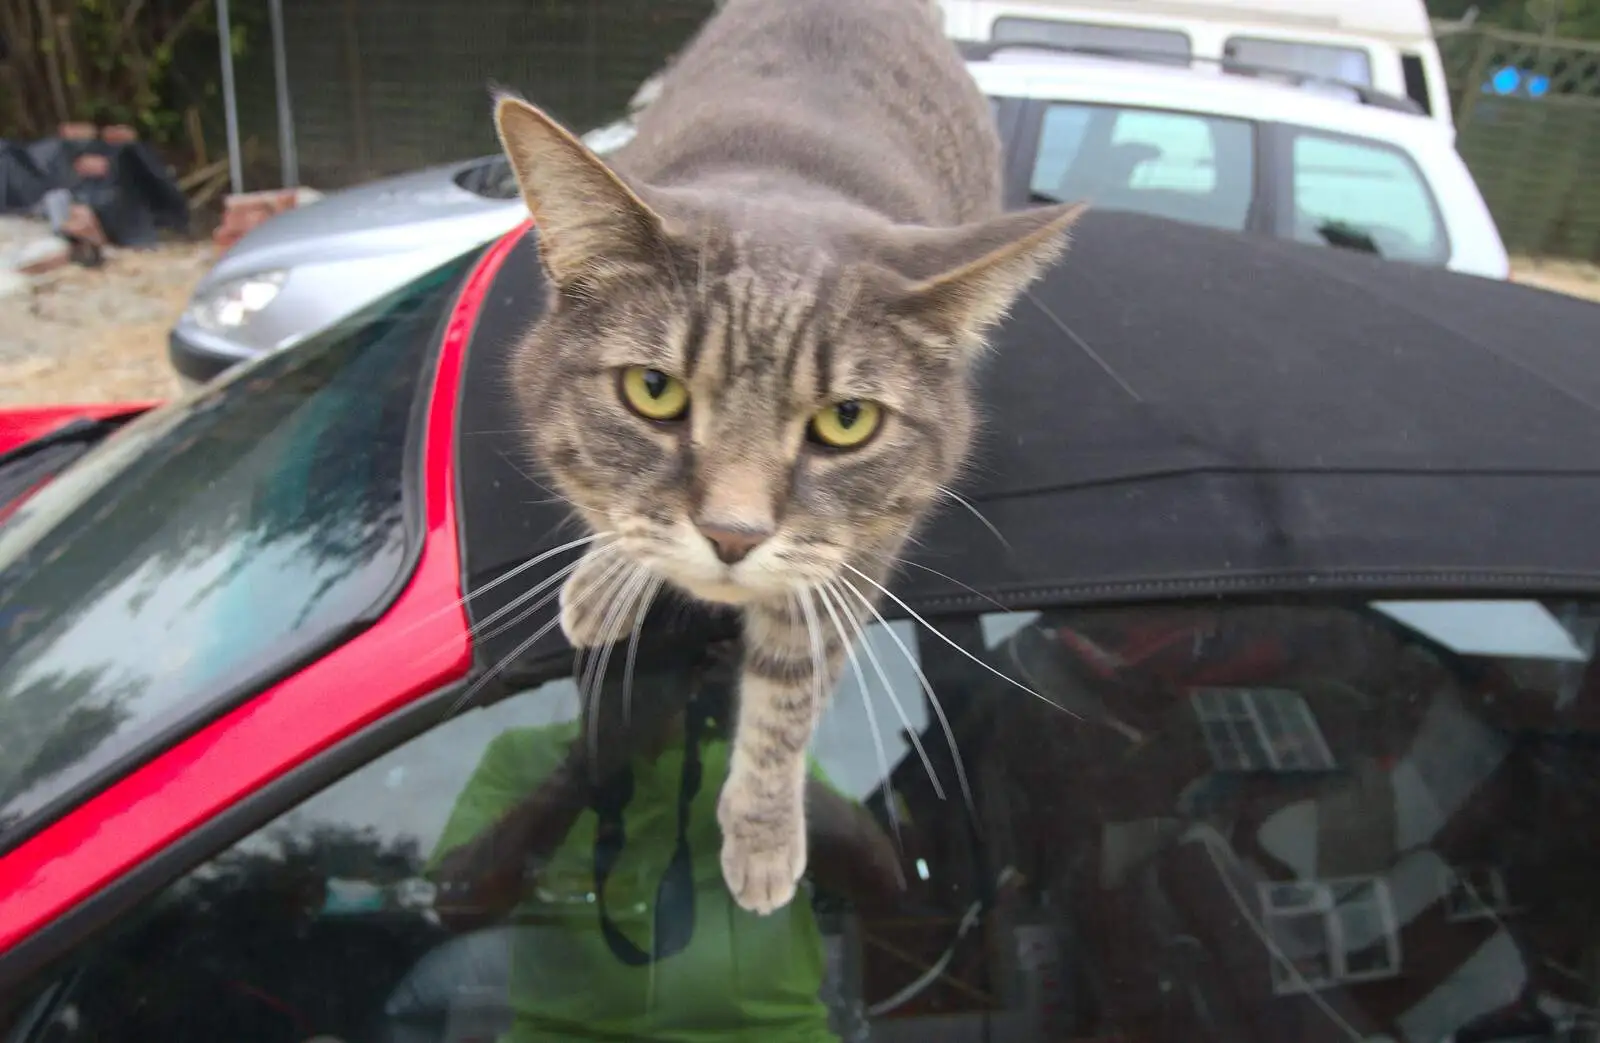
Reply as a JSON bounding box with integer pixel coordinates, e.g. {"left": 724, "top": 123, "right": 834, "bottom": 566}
{"left": 1511, "top": 256, "right": 1600, "bottom": 304}
{"left": 0, "top": 239, "right": 1598, "bottom": 409}
{"left": 0, "top": 240, "right": 213, "bottom": 408}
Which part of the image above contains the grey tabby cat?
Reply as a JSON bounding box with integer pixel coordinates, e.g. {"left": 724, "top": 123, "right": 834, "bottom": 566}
{"left": 494, "top": 0, "right": 1082, "bottom": 914}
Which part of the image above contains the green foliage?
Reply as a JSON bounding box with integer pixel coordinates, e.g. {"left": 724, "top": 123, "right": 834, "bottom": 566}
{"left": 1428, "top": 0, "right": 1600, "bottom": 39}
{"left": 0, "top": 0, "right": 255, "bottom": 147}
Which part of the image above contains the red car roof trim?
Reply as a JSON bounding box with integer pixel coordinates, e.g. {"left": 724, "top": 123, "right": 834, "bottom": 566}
{"left": 0, "top": 401, "right": 160, "bottom": 457}
{"left": 0, "top": 226, "right": 529, "bottom": 956}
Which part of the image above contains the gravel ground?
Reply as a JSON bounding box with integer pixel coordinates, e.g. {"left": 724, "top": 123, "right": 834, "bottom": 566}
{"left": 0, "top": 214, "right": 1597, "bottom": 409}
{"left": 1513, "top": 256, "right": 1600, "bottom": 303}
{"left": 0, "top": 230, "right": 212, "bottom": 407}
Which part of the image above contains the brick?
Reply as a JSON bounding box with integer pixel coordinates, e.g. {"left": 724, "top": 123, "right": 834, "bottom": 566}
{"left": 224, "top": 189, "right": 300, "bottom": 215}
{"left": 72, "top": 153, "right": 111, "bottom": 179}
{"left": 220, "top": 204, "right": 272, "bottom": 237}
{"left": 214, "top": 188, "right": 311, "bottom": 252}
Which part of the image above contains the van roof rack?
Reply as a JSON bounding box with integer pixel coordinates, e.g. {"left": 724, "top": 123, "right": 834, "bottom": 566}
{"left": 957, "top": 39, "right": 1424, "bottom": 115}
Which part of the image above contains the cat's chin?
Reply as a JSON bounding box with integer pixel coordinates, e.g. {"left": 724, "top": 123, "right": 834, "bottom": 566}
{"left": 649, "top": 559, "right": 809, "bottom": 608}
{"left": 677, "top": 578, "right": 763, "bottom": 607}
{"left": 658, "top": 563, "right": 790, "bottom": 607}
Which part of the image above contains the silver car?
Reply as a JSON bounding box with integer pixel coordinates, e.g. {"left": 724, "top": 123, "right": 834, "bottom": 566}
{"left": 167, "top": 110, "right": 646, "bottom": 385}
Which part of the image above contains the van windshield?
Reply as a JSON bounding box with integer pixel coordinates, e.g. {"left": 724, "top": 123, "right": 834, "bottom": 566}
{"left": 992, "top": 16, "right": 1192, "bottom": 62}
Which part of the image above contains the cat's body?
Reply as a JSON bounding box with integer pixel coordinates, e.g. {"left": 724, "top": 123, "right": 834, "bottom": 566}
{"left": 495, "top": 0, "right": 1081, "bottom": 914}
{"left": 615, "top": 0, "right": 999, "bottom": 227}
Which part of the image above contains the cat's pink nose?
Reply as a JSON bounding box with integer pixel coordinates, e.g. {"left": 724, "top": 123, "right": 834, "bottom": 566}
{"left": 696, "top": 523, "right": 770, "bottom": 565}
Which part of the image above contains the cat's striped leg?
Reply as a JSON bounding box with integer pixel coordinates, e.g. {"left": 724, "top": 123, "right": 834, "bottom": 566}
{"left": 719, "top": 594, "right": 849, "bottom": 914}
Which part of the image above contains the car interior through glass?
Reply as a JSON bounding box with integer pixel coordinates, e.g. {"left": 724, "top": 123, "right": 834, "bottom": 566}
{"left": 9, "top": 598, "right": 1600, "bottom": 1043}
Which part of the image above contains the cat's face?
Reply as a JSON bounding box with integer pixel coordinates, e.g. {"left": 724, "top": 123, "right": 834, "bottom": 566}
{"left": 514, "top": 246, "right": 973, "bottom": 606}
{"left": 496, "top": 96, "right": 1081, "bottom": 607}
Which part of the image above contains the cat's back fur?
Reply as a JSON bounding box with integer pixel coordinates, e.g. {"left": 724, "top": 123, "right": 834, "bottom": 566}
{"left": 616, "top": 0, "right": 1000, "bottom": 227}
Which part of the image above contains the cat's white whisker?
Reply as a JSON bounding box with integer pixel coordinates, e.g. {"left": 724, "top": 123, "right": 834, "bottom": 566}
{"left": 795, "top": 589, "right": 829, "bottom": 718}
{"left": 835, "top": 576, "right": 975, "bottom": 820}
{"left": 839, "top": 563, "right": 1080, "bottom": 720}
{"left": 854, "top": 547, "right": 1010, "bottom": 615}
{"left": 577, "top": 556, "right": 646, "bottom": 717}
{"left": 817, "top": 581, "right": 903, "bottom": 849}
{"left": 396, "top": 532, "right": 614, "bottom": 646}
{"left": 471, "top": 547, "right": 608, "bottom": 646}
{"left": 823, "top": 580, "right": 945, "bottom": 802}
{"left": 937, "top": 486, "right": 1012, "bottom": 554}
{"left": 585, "top": 564, "right": 652, "bottom": 710}
{"left": 581, "top": 561, "right": 656, "bottom": 770}
{"left": 421, "top": 550, "right": 595, "bottom": 665}
{"left": 446, "top": 553, "right": 631, "bottom": 718}
{"left": 621, "top": 576, "right": 663, "bottom": 727}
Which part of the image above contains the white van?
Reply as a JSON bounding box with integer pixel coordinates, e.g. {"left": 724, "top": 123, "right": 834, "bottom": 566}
{"left": 937, "top": 0, "right": 1455, "bottom": 129}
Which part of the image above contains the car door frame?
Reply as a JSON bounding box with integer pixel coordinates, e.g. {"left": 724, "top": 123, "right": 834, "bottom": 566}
{"left": 0, "top": 676, "right": 481, "bottom": 1025}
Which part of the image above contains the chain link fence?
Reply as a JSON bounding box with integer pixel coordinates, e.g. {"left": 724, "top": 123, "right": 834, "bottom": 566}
{"left": 1440, "top": 25, "right": 1600, "bottom": 262}
{"left": 230, "top": 0, "right": 713, "bottom": 190}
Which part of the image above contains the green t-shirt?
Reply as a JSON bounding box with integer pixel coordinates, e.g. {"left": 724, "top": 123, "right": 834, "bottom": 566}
{"left": 430, "top": 721, "right": 837, "bottom": 1043}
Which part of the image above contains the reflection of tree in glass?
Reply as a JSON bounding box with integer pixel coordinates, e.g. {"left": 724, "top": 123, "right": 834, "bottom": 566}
{"left": 0, "top": 667, "right": 132, "bottom": 813}
{"left": 133, "top": 258, "right": 462, "bottom": 622}
{"left": 0, "top": 260, "right": 467, "bottom": 837}
{"left": 70, "top": 823, "right": 442, "bottom": 1043}
{"left": 133, "top": 332, "right": 417, "bottom": 618}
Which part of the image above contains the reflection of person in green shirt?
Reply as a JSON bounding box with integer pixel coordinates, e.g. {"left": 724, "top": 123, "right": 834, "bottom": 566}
{"left": 428, "top": 641, "right": 902, "bottom": 1043}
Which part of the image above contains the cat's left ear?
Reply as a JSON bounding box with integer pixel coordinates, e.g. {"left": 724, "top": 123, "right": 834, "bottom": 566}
{"left": 883, "top": 202, "right": 1086, "bottom": 353}
{"left": 493, "top": 91, "right": 670, "bottom": 294}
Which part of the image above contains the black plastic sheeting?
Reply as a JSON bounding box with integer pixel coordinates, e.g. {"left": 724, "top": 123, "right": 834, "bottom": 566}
{"left": 0, "top": 136, "right": 188, "bottom": 247}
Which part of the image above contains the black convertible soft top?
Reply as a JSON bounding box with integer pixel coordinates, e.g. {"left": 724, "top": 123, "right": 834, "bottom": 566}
{"left": 456, "top": 211, "right": 1600, "bottom": 668}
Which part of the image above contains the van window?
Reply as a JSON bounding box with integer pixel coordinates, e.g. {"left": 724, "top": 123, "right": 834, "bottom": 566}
{"left": 993, "top": 16, "right": 1192, "bottom": 62}
{"left": 1030, "top": 102, "right": 1255, "bottom": 232}
{"left": 1224, "top": 36, "right": 1374, "bottom": 86}
{"left": 1289, "top": 132, "right": 1447, "bottom": 266}
{"left": 1401, "top": 52, "right": 1433, "bottom": 114}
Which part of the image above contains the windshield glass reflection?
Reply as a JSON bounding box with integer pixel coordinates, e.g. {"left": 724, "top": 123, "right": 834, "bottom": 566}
{"left": 16, "top": 597, "right": 1600, "bottom": 1043}
{"left": 0, "top": 250, "right": 476, "bottom": 841}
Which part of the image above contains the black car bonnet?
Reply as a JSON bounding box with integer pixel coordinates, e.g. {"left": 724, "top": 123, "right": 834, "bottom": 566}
{"left": 455, "top": 211, "right": 1600, "bottom": 668}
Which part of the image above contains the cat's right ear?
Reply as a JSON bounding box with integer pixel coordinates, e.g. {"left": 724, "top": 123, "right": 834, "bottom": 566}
{"left": 493, "top": 92, "right": 668, "bottom": 294}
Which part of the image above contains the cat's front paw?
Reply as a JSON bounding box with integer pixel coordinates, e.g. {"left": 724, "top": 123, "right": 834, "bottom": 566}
{"left": 717, "top": 781, "right": 806, "bottom": 915}
{"left": 559, "top": 547, "right": 644, "bottom": 648}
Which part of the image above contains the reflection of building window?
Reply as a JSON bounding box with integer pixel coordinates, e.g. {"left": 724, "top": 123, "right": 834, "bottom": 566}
{"left": 1261, "top": 877, "right": 1400, "bottom": 994}
{"left": 1191, "top": 688, "right": 1335, "bottom": 772}
{"left": 1444, "top": 866, "right": 1511, "bottom": 922}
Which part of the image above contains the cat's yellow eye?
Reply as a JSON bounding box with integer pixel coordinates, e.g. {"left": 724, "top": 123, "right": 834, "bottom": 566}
{"left": 808, "top": 400, "right": 883, "bottom": 449}
{"left": 619, "top": 366, "right": 690, "bottom": 422}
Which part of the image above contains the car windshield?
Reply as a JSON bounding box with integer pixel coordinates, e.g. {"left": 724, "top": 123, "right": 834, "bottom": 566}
{"left": 17, "top": 595, "right": 1600, "bottom": 1043}
{"left": 0, "top": 248, "right": 478, "bottom": 845}
{"left": 1029, "top": 101, "right": 1257, "bottom": 231}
